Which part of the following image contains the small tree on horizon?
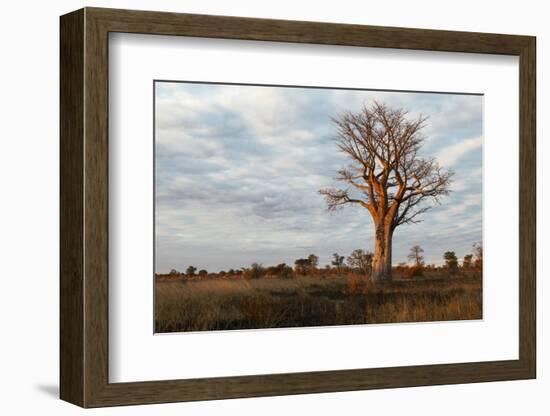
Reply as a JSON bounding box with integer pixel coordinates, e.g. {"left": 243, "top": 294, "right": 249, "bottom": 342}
{"left": 276, "top": 263, "right": 294, "bottom": 279}
{"left": 463, "top": 254, "right": 473, "bottom": 269}
{"left": 331, "top": 253, "right": 345, "bottom": 273}
{"left": 473, "top": 242, "right": 483, "bottom": 270}
{"left": 443, "top": 251, "right": 458, "bottom": 274}
{"left": 407, "top": 245, "right": 425, "bottom": 268}
{"left": 346, "top": 249, "right": 374, "bottom": 275}
{"left": 307, "top": 254, "right": 319, "bottom": 269}
{"left": 294, "top": 254, "right": 318, "bottom": 275}
{"left": 294, "top": 258, "right": 310, "bottom": 275}
{"left": 185, "top": 265, "right": 197, "bottom": 276}
{"left": 245, "top": 263, "right": 265, "bottom": 279}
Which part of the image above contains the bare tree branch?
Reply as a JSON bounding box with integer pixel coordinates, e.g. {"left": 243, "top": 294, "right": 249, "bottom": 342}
{"left": 319, "top": 101, "right": 453, "bottom": 229}
{"left": 318, "top": 187, "right": 376, "bottom": 216}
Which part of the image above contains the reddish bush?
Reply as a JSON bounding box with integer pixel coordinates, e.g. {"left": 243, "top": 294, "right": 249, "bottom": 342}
{"left": 404, "top": 265, "right": 424, "bottom": 279}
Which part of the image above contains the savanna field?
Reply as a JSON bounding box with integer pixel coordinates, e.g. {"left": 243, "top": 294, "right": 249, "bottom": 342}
{"left": 155, "top": 270, "right": 482, "bottom": 333}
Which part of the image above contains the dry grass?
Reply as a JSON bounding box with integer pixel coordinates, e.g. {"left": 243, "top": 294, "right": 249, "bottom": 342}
{"left": 155, "top": 274, "right": 482, "bottom": 333}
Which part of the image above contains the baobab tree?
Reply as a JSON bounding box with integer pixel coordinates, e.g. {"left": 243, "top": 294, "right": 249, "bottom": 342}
{"left": 408, "top": 245, "right": 425, "bottom": 268}
{"left": 319, "top": 102, "right": 453, "bottom": 284}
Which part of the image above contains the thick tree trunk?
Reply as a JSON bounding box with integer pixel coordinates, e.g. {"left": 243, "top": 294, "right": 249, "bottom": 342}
{"left": 371, "top": 221, "right": 393, "bottom": 284}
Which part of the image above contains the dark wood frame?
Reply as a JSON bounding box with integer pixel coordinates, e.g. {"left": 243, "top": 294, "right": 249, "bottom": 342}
{"left": 60, "top": 7, "right": 536, "bottom": 408}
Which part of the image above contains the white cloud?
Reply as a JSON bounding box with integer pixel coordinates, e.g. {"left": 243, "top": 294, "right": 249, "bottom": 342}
{"left": 436, "top": 136, "right": 482, "bottom": 167}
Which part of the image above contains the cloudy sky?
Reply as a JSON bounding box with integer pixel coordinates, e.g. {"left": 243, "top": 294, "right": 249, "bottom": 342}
{"left": 155, "top": 81, "right": 482, "bottom": 273}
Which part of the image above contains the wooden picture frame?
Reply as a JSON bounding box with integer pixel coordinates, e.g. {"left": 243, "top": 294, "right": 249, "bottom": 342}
{"left": 60, "top": 7, "right": 536, "bottom": 408}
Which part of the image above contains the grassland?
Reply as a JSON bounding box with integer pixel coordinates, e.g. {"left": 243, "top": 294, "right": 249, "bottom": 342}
{"left": 155, "top": 272, "right": 482, "bottom": 333}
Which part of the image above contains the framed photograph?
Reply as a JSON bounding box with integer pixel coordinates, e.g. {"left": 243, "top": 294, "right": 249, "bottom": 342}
{"left": 60, "top": 7, "right": 536, "bottom": 407}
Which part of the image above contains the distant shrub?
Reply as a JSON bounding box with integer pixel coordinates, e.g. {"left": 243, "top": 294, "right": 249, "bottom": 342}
{"left": 244, "top": 263, "right": 265, "bottom": 279}
{"left": 405, "top": 265, "right": 424, "bottom": 279}
{"left": 294, "top": 254, "right": 318, "bottom": 275}
{"left": 294, "top": 258, "right": 310, "bottom": 275}
{"left": 185, "top": 266, "right": 197, "bottom": 276}
{"left": 277, "top": 264, "right": 294, "bottom": 279}
{"left": 307, "top": 254, "right": 319, "bottom": 268}
{"left": 265, "top": 263, "right": 292, "bottom": 278}
{"left": 198, "top": 269, "right": 208, "bottom": 277}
